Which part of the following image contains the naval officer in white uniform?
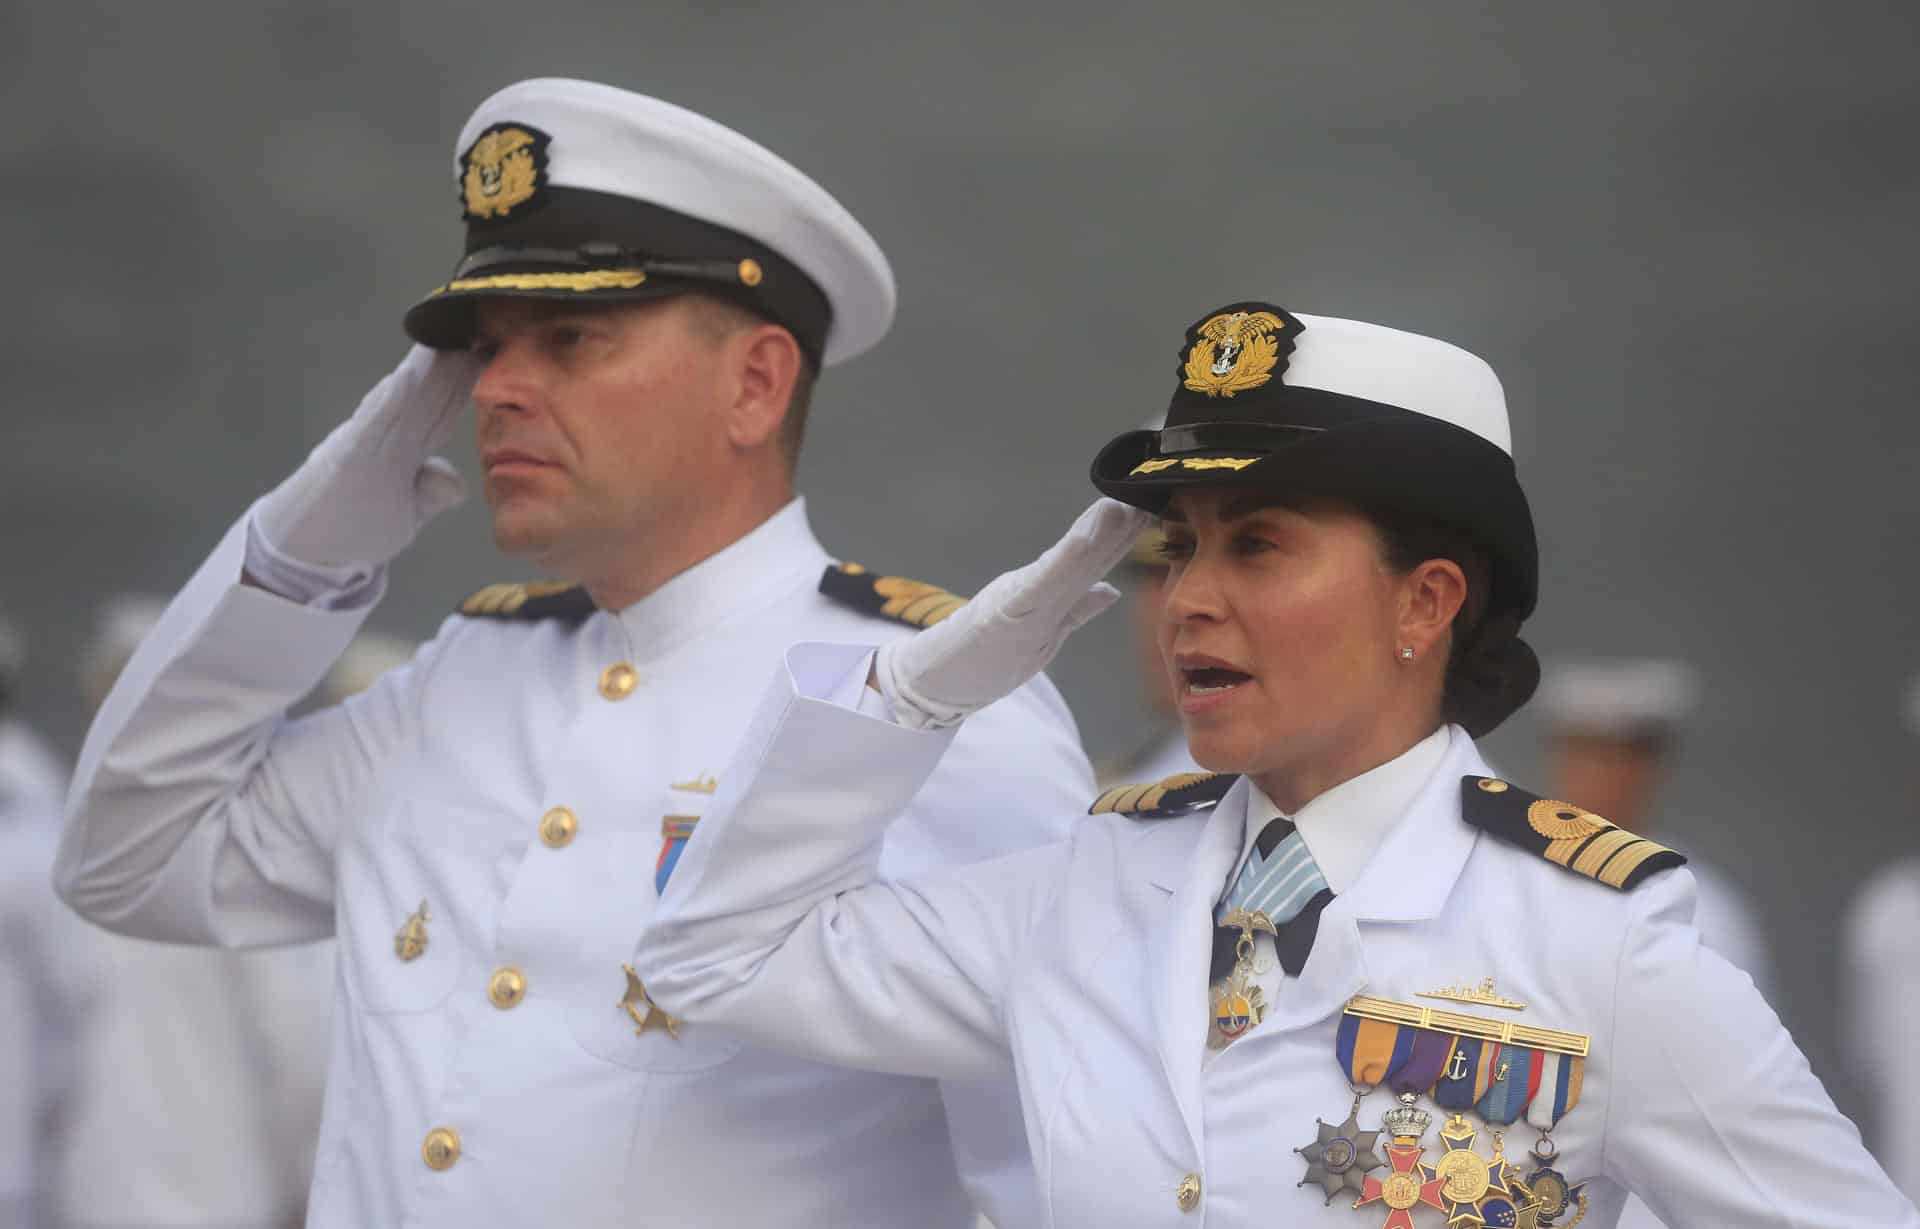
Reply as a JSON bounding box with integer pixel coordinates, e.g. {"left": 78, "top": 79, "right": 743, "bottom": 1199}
{"left": 636, "top": 302, "right": 1918, "bottom": 1227}
{"left": 55, "top": 78, "right": 1091, "bottom": 1228}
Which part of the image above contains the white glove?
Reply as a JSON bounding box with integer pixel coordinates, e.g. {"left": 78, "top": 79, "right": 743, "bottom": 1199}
{"left": 875, "top": 498, "right": 1153, "bottom": 729}
{"left": 254, "top": 345, "right": 482, "bottom": 570}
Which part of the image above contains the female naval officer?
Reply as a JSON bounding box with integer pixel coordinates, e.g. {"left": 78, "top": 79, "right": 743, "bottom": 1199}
{"left": 633, "top": 303, "right": 1916, "bottom": 1228}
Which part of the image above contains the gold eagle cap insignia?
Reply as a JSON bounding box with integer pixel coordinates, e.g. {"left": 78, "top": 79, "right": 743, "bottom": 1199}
{"left": 461, "top": 123, "right": 548, "bottom": 222}
{"left": 1182, "top": 310, "right": 1286, "bottom": 398}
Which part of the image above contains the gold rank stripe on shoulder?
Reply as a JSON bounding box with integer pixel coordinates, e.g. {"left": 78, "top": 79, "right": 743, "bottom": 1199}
{"left": 457, "top": 580, "right": 597, "bottom": 623}
{"left": 1344, "top": 995, "right": 1590, "bottom": 1059}
{"left": 1459, "top": 776, "right": 1686, "bottom": 891}
{"left": 1089, "top": 771, "right": 1237, "bottom": 820}
{"left": 817, "top": 563, "right": 967, "bottom": 629}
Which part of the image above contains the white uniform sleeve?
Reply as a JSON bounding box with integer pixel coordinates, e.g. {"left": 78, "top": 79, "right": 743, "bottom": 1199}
{"left": 54, "top": 511, "right": 421, "bottom": 947}
{"left": 638, "top": 641, "right": 1074, "bottom": 1083}
{"left": 1603, "top": 867, "right": 1919, "bottom": 1225}
{"left": 903, "top": 657, "right": 1090, "bottom": 1229}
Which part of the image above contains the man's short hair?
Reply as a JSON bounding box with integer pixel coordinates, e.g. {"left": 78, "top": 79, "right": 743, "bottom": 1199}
{"left": 685, "top": 294, "right": 815, "bottom": 468}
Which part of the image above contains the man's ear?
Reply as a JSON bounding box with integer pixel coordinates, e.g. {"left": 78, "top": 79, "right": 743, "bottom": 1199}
{"left": 1398, "top": 557, "right": 1468, "bottom": 659}
{"left": 724, "top": 323, "right": 802, "bottom": 451}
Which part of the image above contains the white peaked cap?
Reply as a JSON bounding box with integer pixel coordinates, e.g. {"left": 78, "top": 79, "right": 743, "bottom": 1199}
{"left": 445, "top": 78, "right": 896, "bottom": 367}
{"left": 1288, "top": 313, "right": 1512, "bottom": 456}
{"left": 1539, "top": 659, "right": 1702, "bottom": 736}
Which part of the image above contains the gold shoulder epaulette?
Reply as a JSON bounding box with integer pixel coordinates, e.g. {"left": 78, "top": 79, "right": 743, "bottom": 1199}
{"left": 1089, "top": 771, "right": 1237, "bottom": 820}
{"left": 457, "top": 580, "right": 597, "bottom": 623}
{"left": 1460, "top": 776, "right": 1686, "bottom": 891}
{"left": 818, "top": 562, "right": 966, "bottom": 629}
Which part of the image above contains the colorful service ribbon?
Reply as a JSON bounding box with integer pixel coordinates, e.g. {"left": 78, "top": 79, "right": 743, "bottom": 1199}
{"left": 655, "top": 815, "right": 699, "bottom": 894}
{"left": 1525, "top": 1050, "right": 1586, "bottom": 1133}
{"left": 1336, "top": 1014, "right": 1418, "bottom": 1088}
{"left": 1393, "top": 1026, "right": 1457, "bottom": 1095}
{"left": 1477, "top": 1044, "right": 1546, "bottom": 1125}
{"left": 1432, "top": 1035, "right": 1502, "bottom": 1110}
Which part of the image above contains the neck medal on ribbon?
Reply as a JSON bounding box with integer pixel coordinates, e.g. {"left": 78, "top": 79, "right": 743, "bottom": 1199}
{"left": 1209, "top": 907, "right": 1276, "bottom": 1047}
{"left": 1295, "top": 982, "right": 1592, "bottom": 1227}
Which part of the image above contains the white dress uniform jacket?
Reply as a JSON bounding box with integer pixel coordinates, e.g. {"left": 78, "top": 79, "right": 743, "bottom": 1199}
{"left": 636, "top": 642, "right": 1919, "bottom": 1228}
{"left": 55, "top": 501, "right": 1092, "bottom": 1229}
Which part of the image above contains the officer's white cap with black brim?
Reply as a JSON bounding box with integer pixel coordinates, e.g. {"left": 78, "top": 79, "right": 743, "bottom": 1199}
{"left": 1538, "top": 659, "right": 1701, "bottom": 741}
{"left": 1090, "top": 301, "right": 1539, "bottom": 734}
{"left": 403, "top": 78, "right": 896, "bottom": 369}
{"left": 1091, "top": 302, "right": 1535, "bottom": 623}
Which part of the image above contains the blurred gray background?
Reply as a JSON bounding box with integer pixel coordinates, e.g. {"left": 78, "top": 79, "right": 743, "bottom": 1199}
{"left": 4, "top": 0, "right": 1916, "bottom": 1131}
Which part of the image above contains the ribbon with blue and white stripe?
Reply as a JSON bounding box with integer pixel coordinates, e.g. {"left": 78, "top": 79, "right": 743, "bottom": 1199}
{"left": 1215, "top": 826, "right": 1331, "bottom": 927}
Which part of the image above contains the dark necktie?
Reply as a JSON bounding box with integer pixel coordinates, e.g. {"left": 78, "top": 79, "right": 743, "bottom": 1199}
{"left": 1209, "top": 816, "right": 1335, "bottom": 981}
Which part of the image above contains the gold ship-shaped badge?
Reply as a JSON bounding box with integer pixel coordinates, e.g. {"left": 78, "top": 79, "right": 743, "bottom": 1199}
{"left": 669, "top": 773, "right": 719, "bottom": 794}
{"left": 394, "top": 900, "right": 430, "bottom": 962}
{"left": 1417, "top": 975, "right": 1526, "bottom": 1012}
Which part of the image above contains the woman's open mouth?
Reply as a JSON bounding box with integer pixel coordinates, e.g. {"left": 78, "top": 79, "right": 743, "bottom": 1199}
{"left": 1184, "top": 666, "right": 1251, "bottom": 695}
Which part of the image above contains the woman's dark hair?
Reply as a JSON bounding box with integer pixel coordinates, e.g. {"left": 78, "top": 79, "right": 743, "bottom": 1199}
{"left": 1366, "top": 502, "right": 1540, "bottom": 737}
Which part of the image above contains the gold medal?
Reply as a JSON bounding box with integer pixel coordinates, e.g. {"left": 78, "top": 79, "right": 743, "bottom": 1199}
{"left": 1207, "top": 908, "right": 1278, "bottom": 1047}
{"left": 394, "top": 900, "right": 430, "bottom": 962}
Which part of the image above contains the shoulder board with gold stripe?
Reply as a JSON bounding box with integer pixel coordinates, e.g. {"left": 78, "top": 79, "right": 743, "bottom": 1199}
{"left": 1460, "top": 775, "right": 1685, "bottom": 891}
{"left": 456, "top": 580, "right": 597, "bottom": 623}
{"left": 818, "top": 563, "right": 967, "bottom": 629}
{"left": 1089, "top": 771, "right": 1237, "bottom": 820}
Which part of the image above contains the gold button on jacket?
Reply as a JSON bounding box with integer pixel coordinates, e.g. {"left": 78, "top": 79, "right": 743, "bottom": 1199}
{"left": 422, "top": 1126, "right": 461, "bottom": 1171}
{"left": 599, "top": 662, "right": 638, "bottom": 700}
{"left": 488, "top": 966, "right": 526, "bottom": 1009}
{"left": 539, "top": 806, "right": 578, "bottom": 848}
{"left": 1176, "top": 1172, "right": 1201, "bottom": 1212}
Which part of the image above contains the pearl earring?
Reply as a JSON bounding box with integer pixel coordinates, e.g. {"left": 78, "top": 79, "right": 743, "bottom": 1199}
{"left": 1399, "top": 647, "right": 1415, "bottom": 661}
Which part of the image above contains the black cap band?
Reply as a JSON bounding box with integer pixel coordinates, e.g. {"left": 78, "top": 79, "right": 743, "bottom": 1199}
{"left": 406, "top": 186, "right": 832, "bottom": 366}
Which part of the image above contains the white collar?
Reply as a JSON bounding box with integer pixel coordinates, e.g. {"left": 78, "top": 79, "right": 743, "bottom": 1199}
{"left": 609, "top": 497, "right": 828, "bottom": 662}
{"left": 1236, "top": 725, "right": 1455, "bottom": 895}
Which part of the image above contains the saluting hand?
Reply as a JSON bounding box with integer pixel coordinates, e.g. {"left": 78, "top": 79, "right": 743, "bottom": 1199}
{"left": 875, "top": 497, "right": 1153, "bottom": 729}
{"left": 255, "top": 345, "right": 483, "bottom": 570}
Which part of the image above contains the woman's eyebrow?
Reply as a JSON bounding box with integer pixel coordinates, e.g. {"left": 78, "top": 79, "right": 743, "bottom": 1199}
{"left": 1219, "top": 493, "right": 1297, "bottom": 521}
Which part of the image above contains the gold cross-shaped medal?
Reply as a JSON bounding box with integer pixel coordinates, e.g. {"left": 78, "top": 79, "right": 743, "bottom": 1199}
{"left": 620, "top": 964, "right": 679, "bottom": 1039}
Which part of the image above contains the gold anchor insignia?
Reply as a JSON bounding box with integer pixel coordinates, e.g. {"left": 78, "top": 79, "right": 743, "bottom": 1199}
{"left": 620, "top": 964, "right": 679, "bottom": 1039}
{"left": 394, "top": 900, "right": 430, "bottom": 962}
{"left": 1418, "top": 976, "right": 1528, "bottom": 1012}
{"left": 1182, "top": 310, "right": 1286, "bottom": 398}
{"left": 669, "top": 773, "right": 719, "bottom": 794}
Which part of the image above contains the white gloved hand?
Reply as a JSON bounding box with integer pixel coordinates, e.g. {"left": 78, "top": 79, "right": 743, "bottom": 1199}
{"left": 255, "top": 345, "right": 483, "bottom": 570}
{"left": 875, "top": 498, "right": 1154, "bottom": 729}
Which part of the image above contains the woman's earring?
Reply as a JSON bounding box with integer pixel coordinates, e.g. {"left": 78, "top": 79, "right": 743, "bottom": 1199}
{"left": 1398, "top": 646, "right": 1416, "bottom": 662}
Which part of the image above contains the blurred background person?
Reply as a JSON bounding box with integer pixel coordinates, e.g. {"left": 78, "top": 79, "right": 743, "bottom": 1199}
{"left": 1540, "top": 658, "right": 1774, "bottom": 995}
{"left": 1, "top": 619, "right": 87, "bottom": 1228}
{"left": 53, "top": 596, "right": 384, "bottom": 1229}
{"left": 1539, "top": 657, "right": 1778, "bottom": 1229}
{"left": 1842, "top": 673, "right": 1920, "bottom": 1203}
